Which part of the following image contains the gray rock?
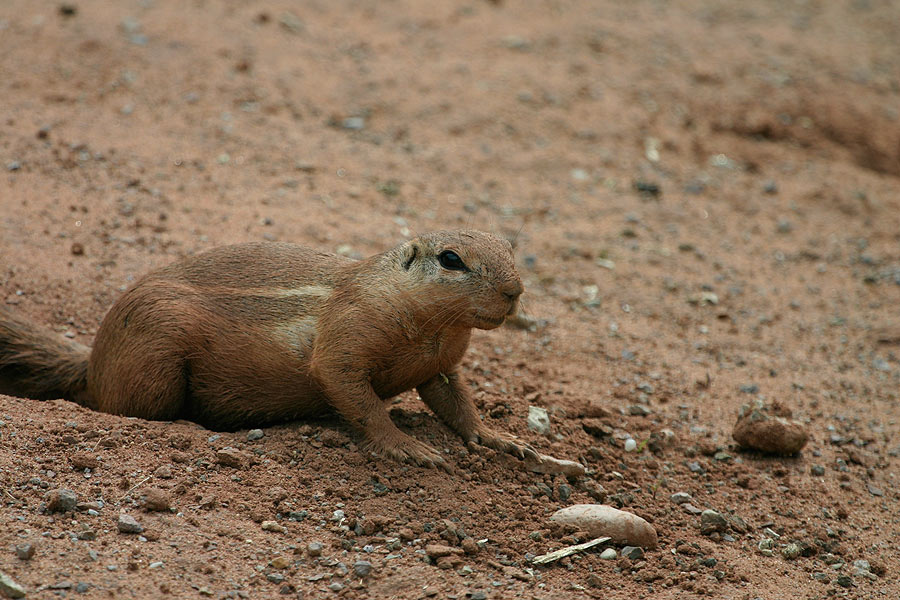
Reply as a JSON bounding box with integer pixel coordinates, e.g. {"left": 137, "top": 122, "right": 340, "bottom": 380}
{"left": 15, "top": 542, "right": 35, "bottom": 560}
{"left": 341, "top": 117, "right": 365, "bottom": 131}
{"left": 307, "top": 541, "right": 323, "bottom": 557}
{"left": 682, "top": 503, "right": 703, "bottom": 515}
{"left": 557, "top": 484, "right": 572, "bottom": 502}
{"left": 782, "top": 543, "right": 801, "bottom": 560}
{"left": 247, "top": 429, "right": 264, "bottom": 441}
{"left": 670, "top": 492, "right": 692, "bottom": 505}
{"left": 266, "top": 573, "right": 285, "bottom": 584}
{"left": 835, "top": 575, "right": 854, "bottom": 588}
{"left": 699, "top": 510, "right": 728, "bottom": 535}
{"left": 599, "top": 547, "right": 617, "bottom": 560}
{"left": 46, "top": 488, "right": 78, "bottom": 513}
{"left": 352, "top": 560, "right": 373, "bottom": 578}
{"left": 328, "top": 582, "right": 345, "bottom": 592}
{"left": 0, "top": 571, "right": 26, "bottom": 599}
{"left": 810, "top": 465, "right": 825, "bottom": 476}
{"left": 621, "top": 546, "right": 644, "bottom": 560}
{"left": 757, "top": 538, "right": 775, "bottom": 556}
{"left": 117, "top": 514, "right": 143, "bottom": 534}
{"left": 628, "top": 404, "right": 652, "bottom": 416}
{"left": 867, "top": 485, "right": 884, "bottom": 497}
{"left": 76, "top": 582, "right": 90, "bottom": 593}
{"left": 527, "top": 406, "right": 551, "bottom": 435}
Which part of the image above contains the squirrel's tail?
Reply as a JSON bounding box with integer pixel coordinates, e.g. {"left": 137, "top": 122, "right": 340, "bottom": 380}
{"left": 0, "top": 307, "right": 91, "bottom": 404}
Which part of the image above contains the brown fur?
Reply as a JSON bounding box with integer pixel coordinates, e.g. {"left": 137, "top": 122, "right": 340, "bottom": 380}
{"left": 0, "top": 230, "right": 535, "bottom": 469}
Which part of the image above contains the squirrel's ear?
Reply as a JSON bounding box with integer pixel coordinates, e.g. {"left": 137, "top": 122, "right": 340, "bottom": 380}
{"left": 402, "top": 243, "right": 418, "bottom": 270}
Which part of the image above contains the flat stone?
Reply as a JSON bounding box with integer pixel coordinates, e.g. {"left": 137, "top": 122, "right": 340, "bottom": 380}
{"left": 216, "top": 447, "right": 247, "bottom": 468}
{"left": 549, "top": 504, "right": 657, "bottom": 549}
{"left": 0, "top": 571, "right": 26, "bottom": 599}
{"left": 524, "top": 453, "right": 585, "bottom": 477}
{"left": 425, "top": 544, "right": 462, "bottom": 559}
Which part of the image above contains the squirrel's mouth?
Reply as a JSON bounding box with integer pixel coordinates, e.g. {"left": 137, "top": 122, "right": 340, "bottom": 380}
{"left": 474, "top": 312, "right": 506, "bottom": 329}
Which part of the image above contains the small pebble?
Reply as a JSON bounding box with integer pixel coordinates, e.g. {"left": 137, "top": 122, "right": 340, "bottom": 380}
{"left": 732, "top": 400, "right": 808, "bottom": 455}
{"left": 782, "top": 543, "right": 801, "bottom": 560}
{"left": 352, "top": 560, "right": 373, "bottom": 578}
{"left": 261, "top": 521, "right": 287, "bottom": 534}
{"left": 599, "top": 548, "right": 617, "bottom": 560}
{"left": 15, "top": 543, "right": 36, "bottom": 560}
{"left": 699, "top": 510, "right": 728, "bottom": 535}
{"left": 624, "top": 438, "right": 637, "bottom": 452}
{"left": 527, "top": 406, "right": 551, "bottom": 435}
{"left": 307, "top": 542, "right": 323, "bottom": 557}
{"left": 46, "top": 488, "right": 78, "bottom": 513}
{"left": 247, "top": 429, "right": 264, "bottom": 441}
{"left": 621, "top": 546, "right": 644, "bottom": 560}
{"left": 117, "top": 514, "right": 143, "bottom": 534}
{"left": 139, "top": 488, "right": 171, "bottom": 512}
{"left": 670, "top": 492, "right": 692, "bottom": 505}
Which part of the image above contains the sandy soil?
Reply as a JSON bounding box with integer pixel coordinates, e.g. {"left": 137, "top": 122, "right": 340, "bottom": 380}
{"left": 1, "top": 1, "right": 899, "bottom": 598}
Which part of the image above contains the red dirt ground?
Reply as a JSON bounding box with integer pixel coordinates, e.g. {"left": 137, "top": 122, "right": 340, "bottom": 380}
{"left": 1, "top": 1, "right": 899, "bottom": 598}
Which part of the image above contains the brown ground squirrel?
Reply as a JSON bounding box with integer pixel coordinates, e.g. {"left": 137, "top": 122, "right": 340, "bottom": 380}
{"left": 0, "top": 230, "right": 536, "bottom": 469}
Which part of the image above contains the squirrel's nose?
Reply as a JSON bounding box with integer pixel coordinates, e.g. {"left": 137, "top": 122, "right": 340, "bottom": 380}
{"left": 500, "top": 280, "right": 524, "bottom": 301}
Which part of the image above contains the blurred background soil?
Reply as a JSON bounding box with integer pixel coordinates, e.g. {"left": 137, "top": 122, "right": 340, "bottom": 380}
{"left": 1, "top": 1, "right": 899, "bottom": 598}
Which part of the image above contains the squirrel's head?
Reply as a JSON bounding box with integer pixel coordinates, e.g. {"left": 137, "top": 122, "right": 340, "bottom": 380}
{"left": 399, "top": 230, "right": 523, "bottom": 330}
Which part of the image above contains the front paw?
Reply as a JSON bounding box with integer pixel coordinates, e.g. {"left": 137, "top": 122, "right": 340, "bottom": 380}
{"left": 366, "top": 432, "right": 451, "bottom": 472}
{"left": 466, "top": 426, "right": 538, "bottom": 461}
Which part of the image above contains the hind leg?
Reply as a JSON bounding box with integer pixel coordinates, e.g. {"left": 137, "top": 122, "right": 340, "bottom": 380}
{"left": 87, "top": 285, "right": 193, "bottom": 421}
{"left": 88, "top": 339, "right": 188, "bottom": 420}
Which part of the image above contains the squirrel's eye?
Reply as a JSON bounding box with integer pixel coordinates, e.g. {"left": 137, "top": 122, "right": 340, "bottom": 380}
{"left": 438, "top": 250, "right": 467, "bottom": 271}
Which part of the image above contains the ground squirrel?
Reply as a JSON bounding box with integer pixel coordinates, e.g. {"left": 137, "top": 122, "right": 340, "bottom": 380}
{"left": 0, "top": 230, "right": 536, "bottom": 469}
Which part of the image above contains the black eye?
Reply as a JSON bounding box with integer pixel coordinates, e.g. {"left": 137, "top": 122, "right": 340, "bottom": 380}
{"left": 438, "top": 250, "right": 467, "bottom": 271}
